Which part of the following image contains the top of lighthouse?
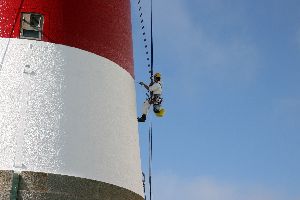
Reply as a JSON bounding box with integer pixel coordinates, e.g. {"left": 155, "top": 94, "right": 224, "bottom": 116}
{"left": 0, "top": 0, "right": 134, "bottom": 76}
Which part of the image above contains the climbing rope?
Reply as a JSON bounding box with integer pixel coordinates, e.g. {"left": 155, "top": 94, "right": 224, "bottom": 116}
{"left": 137, "top": 1, "right": 155, "bottom": 199}
{"left": 150, "top": 0, "right": 154, "bottom": 83}
{"left": 140, "top": 124, "right": 154, "bottom": 200}
{"left": 137, "top": 0, "right": 154, "bottom": 84}
{"left": 142, "top": 172, "right": 147, "bottom": 200}
{"left": 148, "top": 123, "right": 153, "bottom": 200}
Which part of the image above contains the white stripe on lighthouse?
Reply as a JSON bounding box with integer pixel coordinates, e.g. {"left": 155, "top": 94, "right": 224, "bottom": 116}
{"left": 0, "top": 38, "right": 143, "bottom": 196}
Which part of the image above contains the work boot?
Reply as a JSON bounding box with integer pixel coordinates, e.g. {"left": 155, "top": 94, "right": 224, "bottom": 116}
{"left": 137, "top": 114, "right": 146, "bottom": 122}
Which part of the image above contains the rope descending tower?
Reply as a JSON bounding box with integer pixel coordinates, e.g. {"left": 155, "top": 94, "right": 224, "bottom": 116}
{"left": 136, "top": 0, "right": 156, "bottom": 199}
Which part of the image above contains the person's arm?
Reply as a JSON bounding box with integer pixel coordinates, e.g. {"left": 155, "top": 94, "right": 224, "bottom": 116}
{"left": 139, "top": 82, "right": 149, "bottom": 90}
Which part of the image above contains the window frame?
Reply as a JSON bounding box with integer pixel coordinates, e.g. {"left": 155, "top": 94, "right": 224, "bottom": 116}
{"left": 20, "top": 12, "right": 44, "bottom": 40}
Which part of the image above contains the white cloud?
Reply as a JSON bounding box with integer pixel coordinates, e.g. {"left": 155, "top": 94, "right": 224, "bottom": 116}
{"left": 138, "top": 0, "right": 262, "bottom": 104}
{"left": 153, "top": 0, "right": 261, "bottom": 83}
{"left": 150, "top": 173, "right": 296, "bottom": 200}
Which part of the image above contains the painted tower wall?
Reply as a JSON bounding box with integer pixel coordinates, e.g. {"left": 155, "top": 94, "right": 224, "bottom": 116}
{"left": 0, "top": 0, "right": 143, "bottom": 198}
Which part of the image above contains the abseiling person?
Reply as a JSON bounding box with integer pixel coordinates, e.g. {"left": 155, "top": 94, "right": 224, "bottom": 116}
{"left": 137, "top": 73, "right": 165, "bottom": 122}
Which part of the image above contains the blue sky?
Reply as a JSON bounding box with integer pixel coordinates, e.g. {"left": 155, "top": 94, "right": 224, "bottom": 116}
{"left": 132, "top": 0, "right": 300, "bottom": 199}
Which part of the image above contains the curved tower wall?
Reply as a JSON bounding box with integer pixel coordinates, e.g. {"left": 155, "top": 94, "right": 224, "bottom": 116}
{"left": 0, "top": 0, "right": 143, "bottom": 198}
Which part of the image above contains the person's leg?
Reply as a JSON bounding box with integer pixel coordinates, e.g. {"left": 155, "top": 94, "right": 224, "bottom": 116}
{"left": 138, "top": 100, "right": 151, "bottom": 122}
{"left": 142, "top": 100, "right": 151, "bottom": 115}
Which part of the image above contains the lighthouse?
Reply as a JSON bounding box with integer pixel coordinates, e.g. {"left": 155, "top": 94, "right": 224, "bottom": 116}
{"left": 0, "top": 0, "right": 143, "bottom": 199}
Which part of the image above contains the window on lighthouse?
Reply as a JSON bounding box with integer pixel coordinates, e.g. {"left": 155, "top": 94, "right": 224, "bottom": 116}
{"left": 20, "top": 13, "right": 44, "bottom": 40}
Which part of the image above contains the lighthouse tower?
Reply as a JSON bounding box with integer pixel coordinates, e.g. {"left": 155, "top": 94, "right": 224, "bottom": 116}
{"left": 0, "top": 1, "right": 143, "bottom": 199}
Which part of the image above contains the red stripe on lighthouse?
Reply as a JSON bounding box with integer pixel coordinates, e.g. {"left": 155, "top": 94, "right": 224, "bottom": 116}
{"left": 0, "top": 0, "right": 134, "bottom": 76}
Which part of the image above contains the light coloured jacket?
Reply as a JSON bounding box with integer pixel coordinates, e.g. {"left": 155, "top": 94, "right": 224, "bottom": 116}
{"left": 149, "top": 81, "right": 162, "bottom": 95}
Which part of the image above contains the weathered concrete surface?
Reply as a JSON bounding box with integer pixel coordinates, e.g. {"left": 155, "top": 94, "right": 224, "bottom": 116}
{"left": 0, "top": 170, "right": 14, "bottom": 200}
{"left": 0, "top": 170, "right": 144, "bottom": 200}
